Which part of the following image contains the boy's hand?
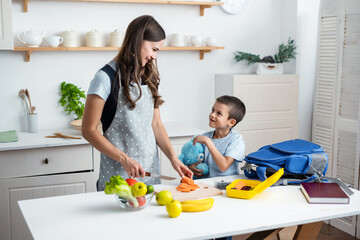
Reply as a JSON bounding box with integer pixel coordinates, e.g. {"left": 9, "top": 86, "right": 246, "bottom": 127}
{"left": 193, "top": 135, "right": 210, "bottom": 145}
{"left": 188, "top": 162, "right": 204, "bottom": 178}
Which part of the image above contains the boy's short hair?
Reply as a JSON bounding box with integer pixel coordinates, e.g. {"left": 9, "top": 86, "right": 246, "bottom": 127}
{"left": 216, "top": 95, "right": 246, "bottom": 127}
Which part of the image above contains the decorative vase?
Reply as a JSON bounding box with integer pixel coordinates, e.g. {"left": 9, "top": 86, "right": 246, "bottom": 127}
{"left": 256, "top": 63, "right": 284, "bottom": 75}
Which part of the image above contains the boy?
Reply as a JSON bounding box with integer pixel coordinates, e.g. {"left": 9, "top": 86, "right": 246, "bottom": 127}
{"left": 189, "top": 95, "right": 246, "bottom": 178}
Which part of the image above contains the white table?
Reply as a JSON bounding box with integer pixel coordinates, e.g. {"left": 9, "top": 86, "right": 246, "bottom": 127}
{"left": 18, "top": 177, "right": 360, "bottom": 240}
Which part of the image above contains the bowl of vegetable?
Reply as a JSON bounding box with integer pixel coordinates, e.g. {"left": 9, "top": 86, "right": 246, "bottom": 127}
{"left": 115, "top": 192, "right": 155, "bottom": 211}
{"left": 104, "top": 175, "right": 155, "bottom": 211}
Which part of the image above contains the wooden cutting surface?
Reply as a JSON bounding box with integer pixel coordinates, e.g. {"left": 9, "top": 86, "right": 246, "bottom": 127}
{"left": 164, "top": 183, "right": 223, "bottom": 201}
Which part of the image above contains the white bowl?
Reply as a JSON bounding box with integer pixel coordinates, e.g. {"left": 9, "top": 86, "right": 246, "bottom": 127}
{"left": 70, "top": 119, "right": 82, "bottom": 131}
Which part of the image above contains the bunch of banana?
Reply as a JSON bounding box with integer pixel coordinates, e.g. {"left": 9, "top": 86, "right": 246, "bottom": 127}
{"left": 180, "top": 198, "right": 214, "bottom": 212}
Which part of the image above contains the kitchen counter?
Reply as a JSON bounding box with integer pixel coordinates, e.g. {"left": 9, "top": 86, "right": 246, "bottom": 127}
{"left": 18, "top": 176, "right": 360, "bottom": 240}
{"left": 0, "top": 128, "right": 88, "bottom": 151}
{"left": 1, "top": 122, "right": 204, "bottom": 239}
{"left": 0, "top": 122, "right": 204, "bottom": 151}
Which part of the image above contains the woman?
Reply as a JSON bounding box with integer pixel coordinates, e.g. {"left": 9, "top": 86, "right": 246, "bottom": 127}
{"left": 82, "top": 15, "right": 193, "bottom": 191}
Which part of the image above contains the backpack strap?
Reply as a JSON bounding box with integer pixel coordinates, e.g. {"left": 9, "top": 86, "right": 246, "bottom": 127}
{"left": 100, "top": 64, "right": 119, "bottom": 133}
{"left": 321, "top": 176, "right": 354, "bottom": 196}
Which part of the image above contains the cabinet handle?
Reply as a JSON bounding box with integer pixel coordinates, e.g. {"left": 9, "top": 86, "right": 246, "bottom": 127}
{"left": 43, "top": 158, "right": 49, "bottom": 165}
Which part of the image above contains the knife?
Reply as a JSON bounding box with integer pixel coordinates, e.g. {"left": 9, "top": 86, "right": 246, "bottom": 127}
{"left": 145, "top": 172, "right": 177, "bottom": 180}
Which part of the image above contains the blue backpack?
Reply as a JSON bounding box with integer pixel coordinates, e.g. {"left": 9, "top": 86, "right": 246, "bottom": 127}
{"left": 242, "top": 139, "right": 328, "bottom": 184}
{"left": 242, "top": 139, "right": 354, "bottom": 196}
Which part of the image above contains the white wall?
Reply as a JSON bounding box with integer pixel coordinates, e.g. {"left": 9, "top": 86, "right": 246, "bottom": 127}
{"left": 0, "top": 0, "right": 309, "bottom": 138}
{"left": 296, "top": 0, "right": 320, "bottom": 140}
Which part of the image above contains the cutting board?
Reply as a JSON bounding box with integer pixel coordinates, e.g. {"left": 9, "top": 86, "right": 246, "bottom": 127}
{"left": 164, "top": 183, "right": 223, "bottom": 201}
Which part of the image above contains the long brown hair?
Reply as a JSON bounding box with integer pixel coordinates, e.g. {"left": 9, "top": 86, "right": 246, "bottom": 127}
{"left": 114, "top": 15, "right": 165, "bottom": 109}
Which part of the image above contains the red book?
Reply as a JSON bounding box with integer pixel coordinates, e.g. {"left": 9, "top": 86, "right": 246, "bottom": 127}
{"left": 300, "top": 182, "right": 350, "bottom": 204}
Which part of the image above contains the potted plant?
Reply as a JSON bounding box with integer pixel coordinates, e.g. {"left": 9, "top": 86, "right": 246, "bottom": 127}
{"left": 59, "top": 81, "right": 86, "bottom": 130}
{"left": 234, "top": 38, "right": 297, "bottom": 75}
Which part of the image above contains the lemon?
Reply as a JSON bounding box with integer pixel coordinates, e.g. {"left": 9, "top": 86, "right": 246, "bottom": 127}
{"left": 156, "top": 190, "right": 173, "bottom": 205}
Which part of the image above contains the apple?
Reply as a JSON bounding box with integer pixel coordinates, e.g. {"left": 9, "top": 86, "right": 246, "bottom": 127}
{"left": 155, "top": 190, "right": 172, "bottom": 205}
{"left": 125, "top": 178, "right": 137, "bottom": 186}
{"left": 129, "top": 196, "right": 146, "bottom": 207}
{"left": 131, "top": 182, "right": 147, "bottom": 197}
{"left": 166, "top": 200, "right": 182, "bottom": 218}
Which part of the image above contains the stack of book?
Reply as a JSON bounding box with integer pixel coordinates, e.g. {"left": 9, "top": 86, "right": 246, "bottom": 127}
{"left": 300, "top": 182, "right": 350, "bottom": 204}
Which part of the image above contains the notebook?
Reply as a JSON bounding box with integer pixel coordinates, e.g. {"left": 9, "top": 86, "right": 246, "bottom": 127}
{"left": 300, "top": 182, "right": 350, "bottom": 204}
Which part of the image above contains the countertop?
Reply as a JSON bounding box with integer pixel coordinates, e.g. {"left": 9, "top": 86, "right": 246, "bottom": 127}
{"left": 18, "top": 176, "right": 360, "bottom": 240}
{"left": 0, "top": 122, "right": 204, "bottom": 151}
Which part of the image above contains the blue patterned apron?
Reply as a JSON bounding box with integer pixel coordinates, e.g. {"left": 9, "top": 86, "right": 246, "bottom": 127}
{"left": 97, "top": 83, "right": 160, "bottom": 191}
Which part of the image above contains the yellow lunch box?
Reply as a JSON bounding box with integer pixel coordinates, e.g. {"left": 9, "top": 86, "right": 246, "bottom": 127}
{"left": 226, "top": 168, "right": 284, "bottom": 199}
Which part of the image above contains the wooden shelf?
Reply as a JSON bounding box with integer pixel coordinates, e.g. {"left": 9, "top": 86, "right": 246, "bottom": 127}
{"left": 13, "top": 46, "right": 225, "bottom": 62}
{"left": 22, "top": 0, "right": 223, "bottom": 15}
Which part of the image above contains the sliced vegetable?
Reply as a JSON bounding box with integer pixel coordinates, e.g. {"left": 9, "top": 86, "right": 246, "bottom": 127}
{"left": 177, "top": 177, "right": 200, "bottom": 193}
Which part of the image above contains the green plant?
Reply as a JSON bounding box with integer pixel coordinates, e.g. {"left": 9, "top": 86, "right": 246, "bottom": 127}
{"left": 274, "top": 38, "right": 297, "bottom": 63}
{"left": 233, "top": 52, "right": 261, "bottom": 65}
{"left": 59, "top": 81, "right": 86, "bottom": 120}
{"left": 234, "top": 37, "right": 297, "bottom": 65}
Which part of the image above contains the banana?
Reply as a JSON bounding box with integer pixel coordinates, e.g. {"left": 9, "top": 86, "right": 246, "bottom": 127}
{"left": 181, "top": 198, "right": 214, "bottom": 212}
{"left": 181, "top": 198, "right": 214, "bottom": 205}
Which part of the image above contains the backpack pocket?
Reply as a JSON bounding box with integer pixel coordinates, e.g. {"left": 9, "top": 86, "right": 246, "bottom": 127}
{"left": 285, "top": 155, "right": 311, "bottom": 174}
{"left": 270, "top": 139, "right": 323, "bottom": 154}
{"left": 285, "top": 153, "right": 328, "bottom": 175}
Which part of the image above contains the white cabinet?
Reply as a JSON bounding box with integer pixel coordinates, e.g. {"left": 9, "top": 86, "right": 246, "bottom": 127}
{"left": 159, "top": 136, "right": 193, "bottom": 179}
{"left": 0, "top": 130, "right": 99, "bottom": 240}
{"left": 0, "top": 0, "right": 13, "bottom": 49}
{"left": 215, "top": 74, "right": 299, "bottom": 155}
{"left": 0, "top": 172, "right": 95, "bottom": 240}
{"left": 160, "top": 122, "right": 204, "bottom": 179}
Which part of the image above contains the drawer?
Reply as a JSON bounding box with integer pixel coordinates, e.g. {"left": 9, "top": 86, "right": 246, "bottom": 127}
{"left": 0, "top": 145, "right": 93, "bottom": 179}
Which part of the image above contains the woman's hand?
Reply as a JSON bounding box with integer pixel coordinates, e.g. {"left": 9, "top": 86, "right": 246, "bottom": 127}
{"left": 188, "top": 162, "right": 204, "bottom": 178}
{"left": 171, "top": 158, "right": 194, "bottom": 179}
{"left": 119, "top": 156, "right": 146, "bottom": 178}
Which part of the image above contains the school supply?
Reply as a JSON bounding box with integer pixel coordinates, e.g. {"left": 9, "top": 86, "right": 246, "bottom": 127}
{"left": 300, "top": 182, "right": 350, "bottom": 204}
{"left": 226, "top": 168, "right": 284, "bottom": 199}
{"left": 242, "top": 139, "right": 327, "bottom": 181}
{"left": 241, "top": 139, "right": 354, "bottom": 196}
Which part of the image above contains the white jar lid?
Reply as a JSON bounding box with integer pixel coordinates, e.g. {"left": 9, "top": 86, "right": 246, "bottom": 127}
{"left": 87, "top": 29, "right": 100, "bottom": 37}
{"left": 62, "top": 29, "right": 76, "bottom": 34}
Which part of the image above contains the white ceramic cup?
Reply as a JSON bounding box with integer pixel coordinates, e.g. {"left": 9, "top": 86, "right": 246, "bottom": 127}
{"left": 206, "top": 36, "right": 217, "bottom": 46}
{"left": 46, "top": 36, "right": 63, "bottom": 47}
{"left": 191, "top": 35, "right": 203, "bottom": 47}
{"left": 171, "top": 33, "right": 186, "bottom": 47}
{"left": 27, "top": 113, "right": 38, "bottom": 133}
